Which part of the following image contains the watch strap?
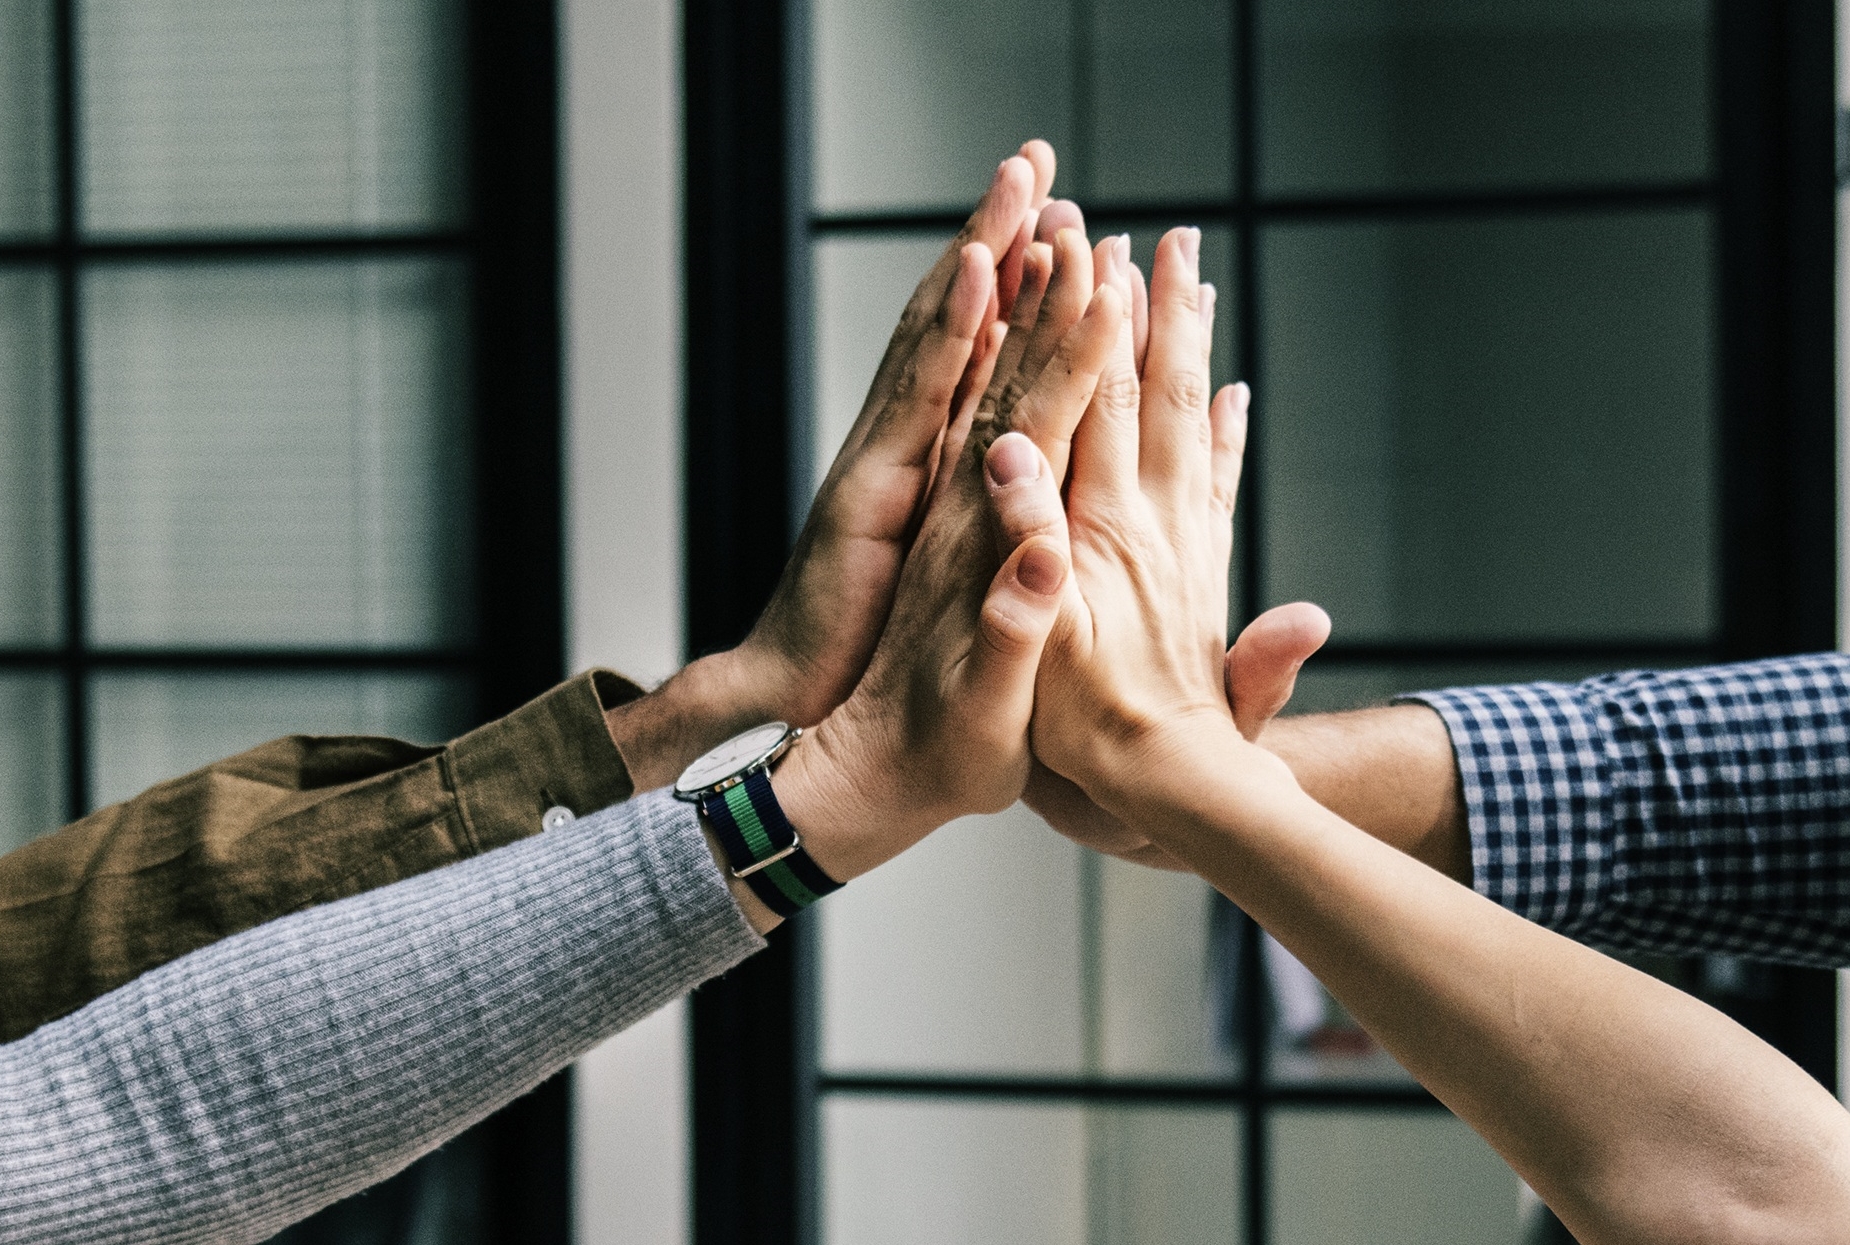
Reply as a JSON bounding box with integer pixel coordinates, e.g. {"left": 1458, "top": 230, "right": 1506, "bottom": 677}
{"left": 700, "top": 769, "right": 843, "bottom": 917}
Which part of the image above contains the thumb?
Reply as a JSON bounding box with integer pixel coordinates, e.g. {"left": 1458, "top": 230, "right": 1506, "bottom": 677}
{"left": 962, "top": 535, "right": 1068, "bottom": 736}
{"left": 1226, "top": 602, "right": 1331, "bottom": 741}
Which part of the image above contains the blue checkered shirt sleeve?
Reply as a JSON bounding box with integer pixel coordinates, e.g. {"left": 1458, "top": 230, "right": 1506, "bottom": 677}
{"left": 1403, "top": 652, "right": 1850, "bottom": 966}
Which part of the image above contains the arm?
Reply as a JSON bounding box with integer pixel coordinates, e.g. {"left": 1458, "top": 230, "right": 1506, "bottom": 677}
{"left": 0, "top": 790, "right": 762, "bottom": 1245}
{"left": 0, "top": 238, "right": 1119, "bottom": 1243}
{"left": 0, "top": 145, "right": 1062, "bottom": 1037}
{"left": 1025, "top": 235, "right": 1850, "bottom": 1244}
{"left": 1261, "top": 653, "right": 1850, "bottom": 966}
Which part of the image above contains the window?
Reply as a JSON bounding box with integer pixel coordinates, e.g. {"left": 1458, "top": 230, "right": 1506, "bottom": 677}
{"left": 0, "top": 0, "right": 565, "bottom": 1237}
{"left": 686, "top": 2, "right": 1838, "bottom": 1243}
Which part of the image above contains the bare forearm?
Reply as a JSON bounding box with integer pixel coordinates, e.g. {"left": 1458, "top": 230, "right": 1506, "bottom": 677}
{"left": 1112, "top": 741, "right": 1850, "bottom": 1245}
{"left": 1262, "top": 704, "right": 1470, "bottom": 884}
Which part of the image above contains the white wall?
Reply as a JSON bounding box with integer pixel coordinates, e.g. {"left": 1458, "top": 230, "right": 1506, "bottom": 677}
{"left": 561, "top": 0, "right": 688, "bottom": 1241}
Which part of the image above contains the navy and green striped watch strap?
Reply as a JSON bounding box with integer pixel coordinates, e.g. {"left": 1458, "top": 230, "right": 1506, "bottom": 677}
{"left": 700, "top": 769, "right": 842, "bottom": 917}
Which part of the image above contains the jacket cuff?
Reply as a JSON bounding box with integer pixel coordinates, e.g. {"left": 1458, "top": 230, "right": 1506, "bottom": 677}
{"left": 446, "top": 669, "right": 648, "bottom": 855}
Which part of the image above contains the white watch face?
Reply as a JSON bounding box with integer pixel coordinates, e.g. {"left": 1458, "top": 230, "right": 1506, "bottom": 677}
{"left": 675, "top": 722, "right": 792, "bottom": 794}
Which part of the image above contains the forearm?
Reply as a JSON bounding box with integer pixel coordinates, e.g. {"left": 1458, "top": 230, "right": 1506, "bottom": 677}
{"left": 1111, "top": 740, "right": 1850, "bottom": 1245}
{"left": 1261, "top": 704, "right": 1469, "bottom": 883}
{"left": 0, "top": 789, "right": 763, "bottom": 1244}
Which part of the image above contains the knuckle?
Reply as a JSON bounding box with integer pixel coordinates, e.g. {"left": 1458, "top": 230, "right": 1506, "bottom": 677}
{"left": 1162, "top": 369, "right": 1209, "bottom": 414}
{"left": 980, "top": 597, "right": 1038, "bottom": 656}
{"left": 1095, "top": 368, "right": 1141, "bottom": 415}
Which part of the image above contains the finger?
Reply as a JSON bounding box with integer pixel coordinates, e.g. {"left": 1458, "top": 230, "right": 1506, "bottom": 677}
{"left": 854, "top": 157, "right": 1035, "bottom": 433}
{"left": 1226, "top": 602, "right": 1332, "bottom": 741}
{"left": 984, "top": 432, "right": 1066, "bottom": 562}
{"left": 1199, "top": 282, "right": 1217, "bottom": 373}
{"left": 855, "top": 243, "right": 995, "bottom": 476}
{"left": 1004, "top": 282, "right": 1125, "bottom": 484}
{"left": 1067, "top": 237, "right": 1140, "bottom": 503}
{"left": 976, "top": 241, "right": 1053, "bottom": 434}
{"left": 1137, "top": 227, "right": 1209, "bottom": 504}
{"left": 1117, "top": 842, "right": 1196, "bottom": 872}
{"left": 989, "top": 226, "right": 1094, "bottom": 427}
{"left": 1130, "top": 261, "right": 1150, "bottom": 376}
{"left": 1018, "top": 139, "right": 1058, "bottom": 204}
{"left": 997, "top": 208, "right": 1039, "bottom": 321}
{"left": 962, "top": 534, "right": 1069, "bottom": 752}
{"left": 1208, "top": 382, "right": 1249, "bottom": 587}
{"left": 953, "top": 319, "right": 1009, "bottom": 431}
{"left": 1023, "top": 763, "right": 1154, "bottom": 857}
{"left": 1035, "top": 198, "right": 1085, "bottom": 243}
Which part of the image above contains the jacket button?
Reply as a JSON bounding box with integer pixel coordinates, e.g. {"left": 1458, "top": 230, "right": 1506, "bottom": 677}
{"left": 541, "top": 805, "right": 576, "bottom": 832}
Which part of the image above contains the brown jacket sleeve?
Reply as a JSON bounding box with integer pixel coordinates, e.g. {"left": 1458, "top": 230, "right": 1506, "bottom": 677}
{"left": 0, "top": 669, "right": 645, "bottom": 1043}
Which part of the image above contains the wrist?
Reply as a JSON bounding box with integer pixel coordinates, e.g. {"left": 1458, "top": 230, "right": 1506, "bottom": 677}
{"left": 603, "top": 648, "right": 784, "bottom": 792}
{"left": 771, "top": 706, "right": 940, "bottom": 882}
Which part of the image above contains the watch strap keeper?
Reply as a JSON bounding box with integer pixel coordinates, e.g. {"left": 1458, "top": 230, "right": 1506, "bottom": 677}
{"left": 700, "top": 769, "right": 843, "bottom": 917}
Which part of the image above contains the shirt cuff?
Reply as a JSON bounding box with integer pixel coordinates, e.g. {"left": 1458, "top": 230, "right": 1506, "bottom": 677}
{"left": 445, "top": 669, "right": 647, "bottom": 855}
{"left": 1398, "top": 681, "right": 1614, "bottom": 933}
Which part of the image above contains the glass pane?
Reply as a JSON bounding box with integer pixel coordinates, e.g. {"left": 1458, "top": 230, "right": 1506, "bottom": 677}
{"left": 1087, "top": 0, "right": 1234, "bottom": 204}
{"left": 1260, "top": 209, "right": 1715, "bottom": 645}
{"left": 824, "top": 1097, "right": 1086, "bottom": 1245}
{"left": 79, "top": 0, "right": 465, "bottom": 236}
{"left": 1086, "top": 1105, "right": 1243, "bottom": 1244}
{"left": 1270, "top": 1109, "right": 1521, "bottom": 1245}
{"left": 824, "top": 1097, "right": 1240, "bottom": 1245}
{"left": 811, "top": 0, "right": 1073, "bottom": 214}
{"left": 1258, "top": 0, "right": 1709, "bottom": 196}
{"left": 0, "top": 0, "right": 55, "bottom": 238}
{"left": 811, "top": 234, "right": 947, "bottom": 498}
{"left": 0, "top": 673, "right": 65, "bottom": 853}
{"left": 0, "top": 268, "right": 60, "bottom": 645}
{"left": 1097, "top": 856, "right": 1231, "bottom": 1080}
{"left": 84, "top": 258, "right": 472, "bottom": 649}
{"left": 819, "top": 803, "right": 1085, "bottom": 1076}
{"left": 88, "top": 669, "right": 472, "bottom": 808}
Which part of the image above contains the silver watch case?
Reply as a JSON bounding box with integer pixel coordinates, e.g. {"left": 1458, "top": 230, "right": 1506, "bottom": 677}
{"left": 672, "top": 721, "right": 801, "bottom": 801}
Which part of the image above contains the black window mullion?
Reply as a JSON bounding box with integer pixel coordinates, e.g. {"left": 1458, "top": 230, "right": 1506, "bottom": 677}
{"left": 51, "top": 0, "right": 86, "bottom": 823}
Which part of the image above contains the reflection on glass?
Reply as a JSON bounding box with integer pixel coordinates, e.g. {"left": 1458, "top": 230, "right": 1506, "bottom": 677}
{"left": 84, "top": 259, "right": 472, "bottom": 649}
{"left": 810, "top": 234, "right": 948, "bottom": 496}
{"left": 80, "top": 0, "right": 464, "bottom": 236}
{"left": 0, "top": 674, "right": 65, "bottom": 852}
{"left": 1261, "top": 210, "right": 1714, "bottom": 645}
{"left": 819, "top": 803, "right": 1085, "bottom": 1076}
{"left": 1259, "top": 0, "right": 1709, "bottom": 196}
{"left": 0, "top": 0, "right": 54, "bottom": 239}
{"left": 0, "top": 268, "right": 60, "bottom": 645}
{"left": 811, "top": 0, "right": 1072, "bottom": 214}
{"left": 87, "top": 669, "right": 472, "bottom": 809}
{"left": 1087, "top": 0, "right": 1233, "bottom": 204}
{"left": 1270, "top": 1109, "right": 1521, "bottom": 1245}
{"left": 824, "top": 1097, "right": 1240, "bottom": 1245}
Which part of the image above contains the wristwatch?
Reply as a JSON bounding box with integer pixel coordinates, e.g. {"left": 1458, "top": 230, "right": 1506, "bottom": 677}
{"left": 674, "top": 722, "right": 843, "bottom": 917}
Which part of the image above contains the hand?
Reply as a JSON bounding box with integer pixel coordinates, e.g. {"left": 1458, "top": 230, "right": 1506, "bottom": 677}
{"left": 775, "top": 289, "right": 1125, "bottom": 882}
{"left": 606, "top": 143, "right": 1057, "bottom": 791}
{"left": 735, "top": 144, "right": 1058, "bottom": 729}
{"left": 1023, "top": 601, "right": 1327, "bottom": 870}
{"left": 1028, "top": 227, "right": 1293, "bottom": 815}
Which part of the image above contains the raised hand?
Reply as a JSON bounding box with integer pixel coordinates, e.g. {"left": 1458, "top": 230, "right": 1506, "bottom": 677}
{"left": 1025, "top": 227, "right": 1285, "bottom": 815}
{"left": 774, "top": 290, "right": 1126, "bottom": 880}
{"left": 734, "top": 143, "right": 1057, "bottom": 730}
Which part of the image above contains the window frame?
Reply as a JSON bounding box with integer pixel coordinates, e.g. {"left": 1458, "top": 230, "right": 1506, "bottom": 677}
{"left": 0, "top": 0, "right": 570, "bottom": 1237}
{"left": 684, "top": 2, "right": 1840, "bottom": 1243}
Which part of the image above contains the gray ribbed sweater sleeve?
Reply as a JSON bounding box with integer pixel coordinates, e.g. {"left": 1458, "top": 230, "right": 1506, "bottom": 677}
{"left": 0, "top": 788, "right": 765, "bottom": 1244}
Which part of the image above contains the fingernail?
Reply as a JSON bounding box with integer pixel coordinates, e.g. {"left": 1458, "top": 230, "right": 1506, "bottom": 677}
{"left": 986, "top": 433, "right": 1041, "bottom": 486}
{"left": 1117, "top": 234, "right": 1132, "bottom": 272}
{"left": 1016, "top": 543, "right": 1067, "bottom": 596}
{"left": 1179, "top": 227, "right": 1201, "bottom": 274}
